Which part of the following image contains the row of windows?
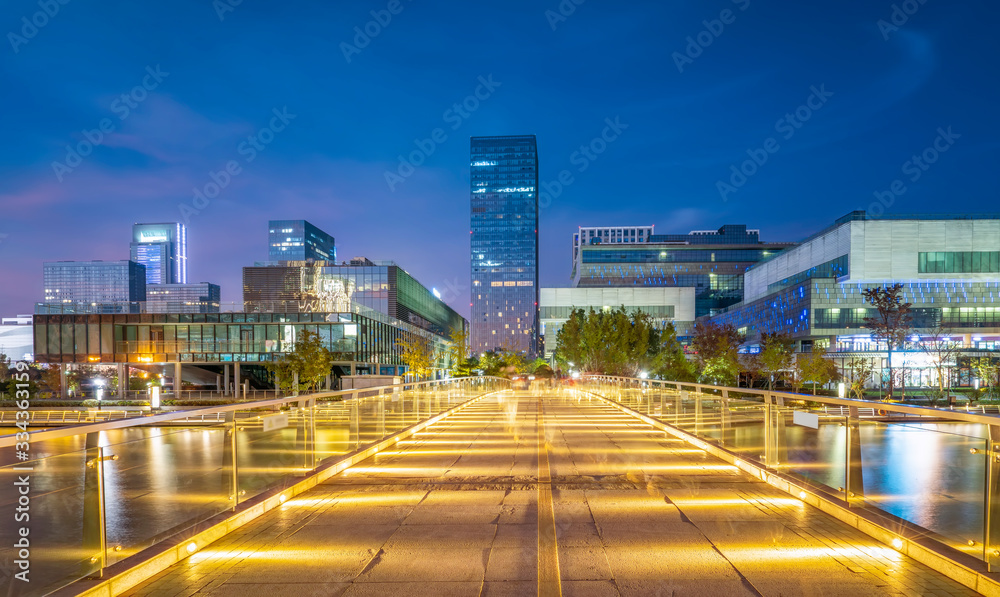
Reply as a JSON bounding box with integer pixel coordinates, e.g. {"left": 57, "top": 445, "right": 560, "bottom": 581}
{"left": 919, "top": 252, "right": 1000, "bottom": 274}
{"left": 539, "top": 305, "right": 675, "bottom": 319}
{"left": 581, "top": 249, "right": 772, "bottom": 263}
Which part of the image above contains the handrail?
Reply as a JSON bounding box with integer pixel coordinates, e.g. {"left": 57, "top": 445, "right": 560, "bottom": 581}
{"left": 583, "top": 375, "right": 1000, "bottom": 426}
{"left": 0, "top": 376, "right": 504, "bottom": 447}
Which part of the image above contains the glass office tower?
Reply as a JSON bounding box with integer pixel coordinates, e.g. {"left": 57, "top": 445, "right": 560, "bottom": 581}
{"left": 130, "top": 223, "right": 187, "bottom": 285}
{"left": 268, "top": 220, "right": 336, "bottom": 262}
{"left": 42, "top": 260, "right": 146, "bottom": 313}
{"left": 470, "top": 135, "right": 539, "bottom": 354}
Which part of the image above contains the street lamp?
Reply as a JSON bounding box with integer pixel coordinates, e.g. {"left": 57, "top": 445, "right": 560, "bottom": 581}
{"left": 94, "top": 379, "right": 105, "bottom": 410}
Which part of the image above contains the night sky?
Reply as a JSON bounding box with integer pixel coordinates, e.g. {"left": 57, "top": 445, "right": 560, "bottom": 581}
{"left": 1, "top": 0, "right": 997, "bottom": 319}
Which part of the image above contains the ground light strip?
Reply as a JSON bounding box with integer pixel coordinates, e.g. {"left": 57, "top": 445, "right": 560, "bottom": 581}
{"left": 576, "top": 388, "right": 1000, "bottom": 597}
{"left": 537, "top": 400, "right": 563, "bottom": 597}
{"left": 57, "top": 388, "right": 510, "bottom": 597}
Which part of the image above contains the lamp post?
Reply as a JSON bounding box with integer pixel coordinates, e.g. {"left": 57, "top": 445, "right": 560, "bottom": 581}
{"left": 94, "top": 379, "right": 105, "bottom": 410}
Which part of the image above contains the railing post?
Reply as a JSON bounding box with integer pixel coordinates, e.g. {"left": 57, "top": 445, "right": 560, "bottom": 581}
{"left": 676, "top": 390, "right": 685, "bottom": 425}
{"left": 349, "top": 392, "right": 360, "bottom": 448}
{"left": 223, "top": 411, "right": 239, "bottom": 509}
{"left": 721, "top": 394, "right": 733, "bottom": 447}
{"left": 985, "top": 425, "right": 1000, "bottom": 570}
{"left": 845, "top": 406, "right": 865, "bottom": 506}
{"left": 83, "top": 434, "right": 107, "bottom": 578}
{"left": 763, "top": 394, "right": 774, "bottom": 465}
{"left": 694, "top": 393, "right": 703, "bottom": 435}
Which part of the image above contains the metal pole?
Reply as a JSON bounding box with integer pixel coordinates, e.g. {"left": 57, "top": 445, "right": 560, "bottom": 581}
{"left": 845, "top": 406, "right": 865, "bottom": 506}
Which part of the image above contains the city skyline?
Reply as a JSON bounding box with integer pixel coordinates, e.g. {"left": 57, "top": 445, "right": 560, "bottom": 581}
{"left": 2, "top": 0, "right": 999, "bottom": 321}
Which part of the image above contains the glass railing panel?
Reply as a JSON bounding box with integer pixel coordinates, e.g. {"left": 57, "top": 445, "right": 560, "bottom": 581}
{"left": 97, "top": 424, "right": 233, "bottom": 566}
{"left": 774, "top": 405, "right": 846, "bottom": 493}
{"left": 857, "top": 420, "right": 987, "bottom": 560}
{"left": 314, "top": 399, "right": 353, "bottom": 462}
{"left": 724, "top": 399, "right": 766, "bottom": 463}
{"left": 236, "top": 407, "right": 310, "bottom": 499}
{"left": 0, "top": 448, "right": 96, "bottom": 597}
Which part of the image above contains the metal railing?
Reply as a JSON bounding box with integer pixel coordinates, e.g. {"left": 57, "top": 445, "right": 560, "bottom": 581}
{"left": 0, "top": 376, "right": 510, "bottom": 596}
{"left": 581, "top": 375, "right": 1000, "bottom": 570}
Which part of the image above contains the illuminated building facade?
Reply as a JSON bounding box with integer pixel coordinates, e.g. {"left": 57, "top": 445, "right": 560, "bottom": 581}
{"left": 268, "top": 220, "right": 336, "bottom": 262}
{"left": 709, "top": 211, "right": 1000, "bottom": 387}
{"left": 573, "top": 224, "right": 794, "bottom": 318}
{"left": 42, "top": 260, "right": 147, "bottom": 313}
{"left": 572, "top": 225, "right": 654, "bottom": 274}
{"left": 470, "top": 134, "right": 539, "bottom": 354}
{"left": 243, "top": 258, "right": 466, "bottom": 338}
{"left": 130, "top": 223, "right": 187, "bottom": 285}
{"left": 146, "top": 283, "right": 221, "bottom": 313}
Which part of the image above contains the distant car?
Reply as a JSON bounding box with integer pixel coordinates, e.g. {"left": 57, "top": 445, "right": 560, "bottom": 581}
{"left": 511, "top": 375, "right": 529, "bottom": 390}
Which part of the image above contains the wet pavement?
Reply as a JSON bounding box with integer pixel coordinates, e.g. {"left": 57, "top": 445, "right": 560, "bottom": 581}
{"left": 123, "top": 390, "right": 981, "bottom": 596}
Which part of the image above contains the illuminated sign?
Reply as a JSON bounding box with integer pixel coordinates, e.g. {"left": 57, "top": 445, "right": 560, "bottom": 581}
{"left": 472, "top": 161, "right": 497, "bottom": 166}
{"left": 138, "top": 230, "right": 169, "bottom": 242}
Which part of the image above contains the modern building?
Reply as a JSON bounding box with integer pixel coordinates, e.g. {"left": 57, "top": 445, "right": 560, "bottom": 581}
{"left": 32, "top": 301, "right": 454, "bottom": 396}
{"left": 709, "top": 211, "right": 1000, "bottom": 387}
{"left": 42, "top": 260, "right": 146, "bottom": 312}
{"left": 470, "top": 134, "right": 539, "bottom": 354}
{"left": 243, "top": 258, "right": 466, "bottom": 339}
{"left": 146, "top": 283, "right": 221, "bottom": 313}
{"left": 0, "top": 315, "right": 34, "bottom": 361}
{"left": 539, "top": 287, "right": 696, "bottom": 360}
{"left": 572, "top": 224, "right": 794, "bottom": 318}
{"left": 572, "top": 225, "right": 654, "bottom": 272}
{"left": 268, "top": 220, "right": 336, "bottom": 262}
{"left": 130, "top": 223, "right": 187, "bottom": 285}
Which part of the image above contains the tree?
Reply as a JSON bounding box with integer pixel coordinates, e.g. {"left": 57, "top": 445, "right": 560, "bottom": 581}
{"left": 395, "top": 335, "right": 435, "bottom": 380}
{"left": 847, "top": 357, "right": 876, "bottom": 400}
{"left": 690, "top": 322, "right": 743, "bottom": 386}
{"left": 797, "top": 346, "right": 841, "bottom": 395}
{"left": 759, "top": 333, "right": 794, "bottom": 390}
{"left": 970, "top": 357, "right": 1000, "bottom": 401}
{"left": 861, "top": 284, "right": 912, "bottom": 400}
{"left": 446, "top": 326, "right": 469, "bottom": 375}
{"left": 553, "top": 307, "right": 656, "bottom": 377}
{"left": 651, "top": 322, "right": 697, "bottom": 382}
{"left": 916, "top": 323, "right": 963, "bottom": 405}
{"left": 265, "top": 328, "right": 334, "bottom": 394}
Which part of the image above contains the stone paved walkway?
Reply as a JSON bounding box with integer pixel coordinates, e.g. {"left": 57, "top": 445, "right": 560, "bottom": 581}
{"left": 124, "top": 390, "right": 981, "bottom": 596}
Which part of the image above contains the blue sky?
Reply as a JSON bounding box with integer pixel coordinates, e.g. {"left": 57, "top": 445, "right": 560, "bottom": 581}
{"left": 0, "top": 0, "right": 997, "bottom": 318}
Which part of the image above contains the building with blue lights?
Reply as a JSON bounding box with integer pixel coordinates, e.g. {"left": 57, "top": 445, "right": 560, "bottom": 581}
{"left": 130, "top": 223, "right": 187, "bottom": 285}
{"left": 709, "top": 211, "right": 1000, "bottom": 388}
{"left": 268, "top": 220, "right": 336, "bottom": 262}
{"left": 572, "top": 224, "right": 794, "bottom": 318}
{"left": 470, "top": 135, "right": 539, "bottom": 354}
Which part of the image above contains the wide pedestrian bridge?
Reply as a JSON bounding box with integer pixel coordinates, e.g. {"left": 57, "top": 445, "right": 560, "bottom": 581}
{"left": 5, "top": 377, "right": 1000, "bottom": 596}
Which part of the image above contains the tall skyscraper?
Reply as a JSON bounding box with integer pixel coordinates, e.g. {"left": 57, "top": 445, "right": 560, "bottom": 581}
{"left": 130, "top": 223, "right": 187, "bottom": 285}
{"left": 470, "top": 135, "right": 539, "bottom": 354}
{"left": 268, "top": 220, "right": 336, "bottom": 262}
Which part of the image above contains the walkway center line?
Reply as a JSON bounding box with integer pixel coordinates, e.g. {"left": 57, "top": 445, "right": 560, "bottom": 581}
{"left": 537, "top": 397, "right": 562, "bottom": 597}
